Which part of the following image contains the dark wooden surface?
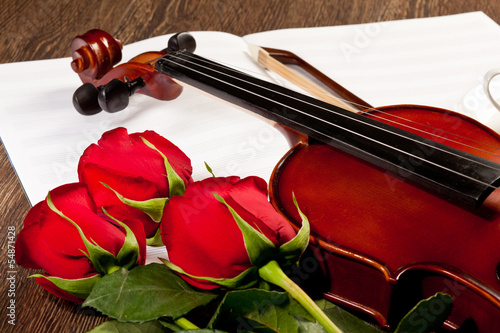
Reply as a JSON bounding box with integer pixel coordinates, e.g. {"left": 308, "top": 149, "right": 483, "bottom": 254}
{"left": 2, "top": 1, "right": 500, "bottom": 332}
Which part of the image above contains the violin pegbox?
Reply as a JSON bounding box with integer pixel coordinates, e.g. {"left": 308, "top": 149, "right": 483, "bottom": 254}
{"left": 70, "top": 30, "right": 196, "bottom": 115}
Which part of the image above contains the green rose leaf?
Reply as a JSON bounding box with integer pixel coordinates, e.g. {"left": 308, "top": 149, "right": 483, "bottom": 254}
{"left": 293, "top": 312, "right": 330, "bottom": 333}
{"left": 88, "top": 320, "right": 165, "bottom": 333}
{"left": 394, "top": 292, "right": 453, "bottom": 333}
{"left": 83, "top": 263, "right": 217, "bottom": 322}
{"left": 213, "top": 193, "right": 277, "bottom": 267}
{"left": 208, "top": 289, "right": 312, "bottom": 332}
{"left": 176, "top": 331, "right": 228, "bottom": 333}
{"left": 318, "top": 299, "right": 383, "bottom": 333}
{"left": 177, "top": 331, "right": 228, "bottom": 333}
{"left": 208, "top": 288, "right": 385, "bottom": 333}
{"left": 30, "top": 274, "right": 101, "bottom": 300}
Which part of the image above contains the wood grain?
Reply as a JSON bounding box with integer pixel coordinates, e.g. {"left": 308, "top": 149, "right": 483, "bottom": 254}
{"left": 2, "top": 0, "right": 500, "bottom": 332}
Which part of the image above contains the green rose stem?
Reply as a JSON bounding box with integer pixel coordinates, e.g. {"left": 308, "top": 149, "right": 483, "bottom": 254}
{"left": 174, "top": 317, "right": 200, "bottom": 330}
{"left": 258, "top": 260, "right": 343, "bottom": 333}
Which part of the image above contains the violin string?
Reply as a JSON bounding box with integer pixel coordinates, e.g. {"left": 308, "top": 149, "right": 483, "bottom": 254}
{"left": 160, "top": 51, "right": 500, "bottom": 193}
{"left": 161, "top": 53, "right": 500, "bottom": 159}
{"left": 358, "top": 110, "right": 500, "bottom": 158}
{"left": 151, "top": 51, "right": 499, "bottom": 156}
{"left": 164, "top": 51, "right": 500, "bottom": 181}
{"left": 168, "top": 51, "right": 500, "bottom": 173}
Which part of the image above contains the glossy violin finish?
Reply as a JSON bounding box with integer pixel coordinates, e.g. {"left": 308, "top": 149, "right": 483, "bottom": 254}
{"left": 271, "top": 106, "right": 500, "bottom": 331}
{"left": 70, "top": 30, "right": 500, "bottom": 331}
{"left": 255, "top": 49, "right": 500, "bottom": 330}
{"left": 70, "top": 29, "right": 195, "bottom": 115}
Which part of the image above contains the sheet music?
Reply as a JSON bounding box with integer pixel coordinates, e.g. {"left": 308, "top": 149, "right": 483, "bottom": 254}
{"left": 244, "top": 12, "right": 500, "bottom": 123}
{"left": 2, "top": 12, "right": 500, "bottom": 208}
{"left": 0, "top": 31, "right": 291, "bottom": 206}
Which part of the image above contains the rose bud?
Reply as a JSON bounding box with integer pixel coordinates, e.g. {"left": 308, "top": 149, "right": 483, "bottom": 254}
{"left": 160, "top": 176, "right": 343, "bottom": 333}
{"left": 15, "top": 182, "right": 146, "bottom": 303}
{"left": 78, "top": 127, "right": 192, "bottom": 242}
{"left": 159, "top": 176, "right": 303, "bottom": 289}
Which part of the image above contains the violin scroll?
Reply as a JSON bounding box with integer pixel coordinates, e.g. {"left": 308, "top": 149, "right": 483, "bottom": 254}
{"left": 71, "top": 30, "right": 196, "bottom": 115}
{"left": 70, "top": 29, "right": 123, "bottom": 83}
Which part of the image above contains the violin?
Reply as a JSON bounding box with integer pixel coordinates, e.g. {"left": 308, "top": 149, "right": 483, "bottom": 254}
{"left": 71, "top": 30, "right": 500, "bottom": 331}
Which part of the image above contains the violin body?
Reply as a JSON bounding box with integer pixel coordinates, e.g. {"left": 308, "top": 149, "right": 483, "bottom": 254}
{"left": 270, "top": 105, "right": 500, "bottom": 331}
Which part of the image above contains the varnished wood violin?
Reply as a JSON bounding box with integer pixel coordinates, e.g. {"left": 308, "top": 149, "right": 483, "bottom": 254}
{"left": 71, "top": 29, "right": 500, "bottom": 332}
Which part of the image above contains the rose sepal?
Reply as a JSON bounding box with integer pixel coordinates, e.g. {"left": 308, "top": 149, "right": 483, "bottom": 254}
{"left": 160, "top": 258, "right": 259, "bottom": 289}
{"left": 30, "top": 273, "right": 101, "bottom": 300}
{"left": 146, "top": 228, "right": 164, "bottom": 246}
{"left": 140, "top": 136, "right": 186, "bottom": 197}
{"left": 102, "top": 208, "right": 141, "bottom": 270}
{"left": 100, "top": 182, "right": 168, "bottom": 222}
{"left": 277, "top": 194, "right": 310, "bottom": 265}
{"left": 213, "top": 193, "right": 277, "bottom": 267}
{"left": 212, "top": 192, "right": 338, "bottom": 332}
{"left": 204, "top": 161, "right": 216, "bottom": 177}
{"left": 47, "top": 192, "right": 119, "bottom": 275}
{"left": 46, "top": 193, "right": 141, "bottom": 275}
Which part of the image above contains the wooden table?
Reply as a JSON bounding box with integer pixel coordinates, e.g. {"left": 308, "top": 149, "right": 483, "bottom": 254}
{"left": 2, "top": 1, "right": 500, "bottom": 332}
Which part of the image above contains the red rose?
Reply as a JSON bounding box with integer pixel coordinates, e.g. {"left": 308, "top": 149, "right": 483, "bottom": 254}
{"left": 78, "top": 127, "right": 192, "bottom": 238}
{"left": 160, "top": 176, "right": 297, "bottom": 289}
{"left": 161, "top": 176, "right": 340, "bottom": 333}
{"left": 15, "top": 182, "right": 146, "bottom": 302}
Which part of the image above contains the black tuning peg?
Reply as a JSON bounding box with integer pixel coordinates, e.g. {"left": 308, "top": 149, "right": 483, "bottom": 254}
{"left": 98, "top": 78, "right": 145, "bottom": 112}
{"left": 72, "top": 77, "right": 145, "bottom": 115}
{"left": 164, "top": 32, "right": 196, "bottom": 53}
{"left": 72, "top": 31, "right": 195, "bottom": 115}
{"left": 72, "top": 83, "right": 101, "bottom": 115}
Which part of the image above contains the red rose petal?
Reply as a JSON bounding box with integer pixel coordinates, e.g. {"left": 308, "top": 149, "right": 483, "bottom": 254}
{"left": 161, "top": 176, "right": 298, "bottom": 290}
{"left": 79, "top": 127, "right": 192, "bottom": 197}
{"left": 15, "top": 218, "right": 96, "bottom": 279}
{"left": 41, "top": 183, "right": 125, "bottom": 257}
{"left": 121, "top": 218, "right": 147, "bottom": 265}
{"left": 161, "top": 180, "right": 251, "bottom": 288}
{"left": 227, "top": 176, "right": 296, "bottom": 246}
{"left": 80, "top": 163, "right": 160, "bottom": 237}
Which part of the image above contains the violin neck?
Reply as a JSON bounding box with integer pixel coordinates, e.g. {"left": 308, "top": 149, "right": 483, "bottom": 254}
{"left": 155, "top": 50, "right": 500, "bottom": 207}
